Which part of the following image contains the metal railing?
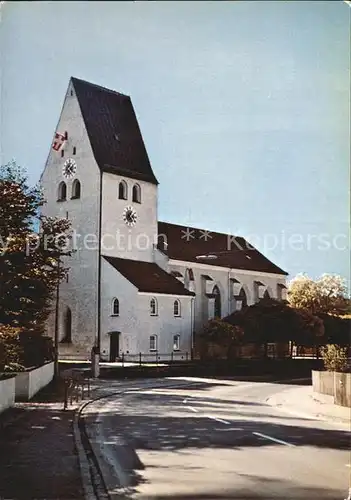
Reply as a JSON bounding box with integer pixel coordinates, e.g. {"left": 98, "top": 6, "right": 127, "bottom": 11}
{"left": 119, "top": 351, "right": 191, "bottom": 366}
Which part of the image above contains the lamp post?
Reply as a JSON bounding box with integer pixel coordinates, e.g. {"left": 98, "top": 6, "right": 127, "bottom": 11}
{"left": 54, "top": 258, "right": 60, "bottom": 380}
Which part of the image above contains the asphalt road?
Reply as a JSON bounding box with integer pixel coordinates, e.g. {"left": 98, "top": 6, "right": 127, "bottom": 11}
{"left": 83, "top": 378, "right": 351, "bottom": 499}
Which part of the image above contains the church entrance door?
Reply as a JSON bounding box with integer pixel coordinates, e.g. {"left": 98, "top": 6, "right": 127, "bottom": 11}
{"left": 109, "top": 332, "right": 120, "bottom": 362}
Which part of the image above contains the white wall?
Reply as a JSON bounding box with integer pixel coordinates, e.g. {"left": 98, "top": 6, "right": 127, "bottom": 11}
{"left": 100, "top": 258, "right": 193, "bottom": 359}
{"left": 15, "top": 362, "right": 54, "bottom": 401}
{"left": 40, "top": 80, "right": 101, "bottom": 356}
{"left": 0, "top": 376, "right": 15, "bottom": 414}
{"left": 168, "top": 260, "right": 287, "bottom": 334}
{"left": 101, "top": 173, "right": 158, "bottom": 262}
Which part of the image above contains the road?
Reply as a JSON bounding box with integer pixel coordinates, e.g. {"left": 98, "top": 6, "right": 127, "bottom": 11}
{"left": 83, "top": 378, "right": 350, "bottom": 499}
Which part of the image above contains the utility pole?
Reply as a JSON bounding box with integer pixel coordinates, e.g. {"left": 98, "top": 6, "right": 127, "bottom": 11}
{"left": 54, "top": 258, "right": 60, "bottom": 380}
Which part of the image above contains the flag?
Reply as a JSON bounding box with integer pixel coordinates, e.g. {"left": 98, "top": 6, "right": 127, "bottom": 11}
{"left": 52, "top": 132, "right": 66, "bottom": 151}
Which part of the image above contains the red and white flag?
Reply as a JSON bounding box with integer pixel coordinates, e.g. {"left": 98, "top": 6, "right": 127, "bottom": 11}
{"left": 52, "top": 132, "right": 66, "bottom": 151}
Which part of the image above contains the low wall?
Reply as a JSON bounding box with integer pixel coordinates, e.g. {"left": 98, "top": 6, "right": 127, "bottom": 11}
{"left": 0, "top": 376, "right": 16, "bottom": 414}
{"left": 312, "top": 370, "right": 351, "bottom": 408}
{"left": 15, "top": 362, "right": 54, "bottom": 401}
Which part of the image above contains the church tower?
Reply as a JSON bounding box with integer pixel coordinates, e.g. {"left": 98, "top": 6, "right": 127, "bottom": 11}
{"left": 40, "top": 77, "right": 159, "bottom": 357}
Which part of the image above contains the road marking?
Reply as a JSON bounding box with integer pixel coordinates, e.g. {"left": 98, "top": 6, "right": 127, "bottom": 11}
{"left": 253, "top": 431, "right": 295, "bottom": 447}
{"left": 187, "top": 406, "right": 198, "bottom": 413}
{"left": 207, "top": 416, "right": 231, "bottom": 425}
{"left": 215, "top": 427, "right": 244, "bottom": 431}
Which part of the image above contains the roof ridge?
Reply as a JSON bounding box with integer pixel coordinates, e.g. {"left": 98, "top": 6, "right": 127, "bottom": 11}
{"left": 158, "top": 220, "right": 242, "bottom": 240}
{"left": 71, "top": 76, "right": 130, "bottom": 99}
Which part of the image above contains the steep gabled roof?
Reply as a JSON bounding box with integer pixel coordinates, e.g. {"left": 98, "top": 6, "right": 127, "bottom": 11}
{"left": 157, "top": 221, "right": 288, "bottom": 276}
{"left": 71, "top": 77, "right": 158, "bottom": 185}
{"left": 103, "top": 256, "right": 195, "bottom": 296}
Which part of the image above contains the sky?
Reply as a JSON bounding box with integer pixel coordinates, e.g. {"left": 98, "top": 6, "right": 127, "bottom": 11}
{"left": 1, "top": 1, "right": 350, "bottom": 285}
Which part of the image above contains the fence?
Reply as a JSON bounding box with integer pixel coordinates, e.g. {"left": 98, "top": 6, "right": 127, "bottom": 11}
{"left": 312, "top": 370, "right": 351, "bottom": 408}
{"left": 120, "top": 351, "right": 191, "bottom": 366}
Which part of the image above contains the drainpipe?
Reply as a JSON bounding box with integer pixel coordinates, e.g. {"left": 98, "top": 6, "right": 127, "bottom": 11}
{"left": 190, "top": 296, "right": 195, "bottom": 359}
{"left": 228, "top": 269, "right": 231, "bottom": 316}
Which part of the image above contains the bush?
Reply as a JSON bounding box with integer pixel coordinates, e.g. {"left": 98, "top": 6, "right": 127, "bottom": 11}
{"left": 0, "top": 325, "right": 53, "bottom": 371}
{"left": 321, "top": 344, "right": 348, "bottom": 372}
{"left": 19, "top": 333, "right": 54, "bottom": 368}
{"left": 0, "top": 324, "right": 24, "bottom": 371}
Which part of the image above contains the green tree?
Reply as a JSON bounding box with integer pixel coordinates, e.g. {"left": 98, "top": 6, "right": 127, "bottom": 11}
{"left": 196, "top": 318, "right": 243, "bottom": 360}
{"left": 288, "top": 273, "right": 349, "bottom": 316}
{"left": 0, "top": 161, "right": 71, "bottom": 332}
{"left": 321, "top": 344, "right": 348, "bottom": 372}
{"left": 224, "top": 298, "right": 324, "bottom": 357}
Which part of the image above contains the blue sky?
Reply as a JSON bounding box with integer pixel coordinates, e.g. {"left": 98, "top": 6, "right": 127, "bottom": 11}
{"left": 1, "top": 1, "right": 350, "bottom": 284}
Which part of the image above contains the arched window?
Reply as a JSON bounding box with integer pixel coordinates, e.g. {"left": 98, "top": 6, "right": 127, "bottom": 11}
{"left": 184, "top": 268, "right": 194, "bottom": 289}
{"left": 213, "top": 285, "right": 221, "bottom": 318}
{"left": 149, "top": 335, "right": 158, "bottom": 351}
{"left": 173, "top": 299, "right": 181, "bottom": 317}
{"left": 150, "top": 297, "right": 158, "bottom": 316}
{"left": 112, "top": 298, "right": 119, "bottom": 316}
{"left": 57, "top": 181, "right": 67, "bottom": 201}
{"left": 238, "top": 287, "right": 248, "bottom": 308}
{"left": 61, "top": 307, "right": 72, "bottom": 343}
{"left": 118, "top": 180, "right": 128, "bottom": 200}
{"left": 71, "top": 179, "right": 81, "bottom": 199}
{"left": 173, "top": 334, "right": 180, "bottom": 351}
{"left": 132, "top": 183, "right": 141, "bottom": 203}
{"left": 263, "top": 289, "right": 270, "bottom": 300}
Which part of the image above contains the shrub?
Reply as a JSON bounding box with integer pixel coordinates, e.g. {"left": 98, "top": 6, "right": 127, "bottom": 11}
{"left": 0, "top": 324, "right": 23, "bottom": 371}
{"left": 321, "top": 344, "right": 348, "bottom": 372}
{"left": 19, "top": 333, "right": 54, "bottom": 368}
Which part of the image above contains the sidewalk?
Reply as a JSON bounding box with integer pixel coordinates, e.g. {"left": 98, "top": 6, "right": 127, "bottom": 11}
{"left": 0, "top": 382, "right": 85, "bottom": 500}
{"left": 267, "top": 385, "right": 351, "bottom": 428}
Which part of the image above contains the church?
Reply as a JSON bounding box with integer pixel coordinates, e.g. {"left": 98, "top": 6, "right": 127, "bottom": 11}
{"left": 40, "top": 77, "right": 288, "bottom": 362}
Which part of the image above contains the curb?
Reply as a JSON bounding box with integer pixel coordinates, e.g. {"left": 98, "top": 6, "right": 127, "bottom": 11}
{"left": 73, "top": 404, "right": 98, "bottom": 500}
{"left": 266, "top": 387, "right": 351, "bottom": 429}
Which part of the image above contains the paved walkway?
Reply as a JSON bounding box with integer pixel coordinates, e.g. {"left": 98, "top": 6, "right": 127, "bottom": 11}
{"left": 0, "top": 382, "right": 84, "bottom": 500}
{"left": 267, "top": 385, "right": 351, "bottom": 429}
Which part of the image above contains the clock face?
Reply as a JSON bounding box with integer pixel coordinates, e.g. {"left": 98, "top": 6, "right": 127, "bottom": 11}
{"left": 122, "top": 206, "right": 137, "bottom": 227}
{"left": 62, "top": 158, "right": 77, "bottom": 179}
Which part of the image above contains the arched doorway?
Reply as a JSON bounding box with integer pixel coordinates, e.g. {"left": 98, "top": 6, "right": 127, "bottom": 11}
{"left": 263, "top": 289, "right": 270, "bottom": 300}
{"left": 213, "top": 285, "right": 221, "bottom": 318}
{"left": 61, "top": 307, "right": 72, "bottom": 343}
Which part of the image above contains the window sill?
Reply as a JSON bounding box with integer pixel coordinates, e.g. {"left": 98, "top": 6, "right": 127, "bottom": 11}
{"left": 149, "top": 349, "right": 157, "bottom": 352}
{"left": 111, "top": 314, "right": 119, "bottom": 317}
{"left": 57, "top": 198, "right": 66, "bottom": 203}
{"left": 150, "top": 314, "right": 158, "bottom": 317}
{"left": 70, "top": 196, "right": 80, "bottom": 200}
{"left": 174, "top": 315, "right": 181, "bottom": 318}
{"left": 133, "top": 200, "right": 141, "bottom": 204}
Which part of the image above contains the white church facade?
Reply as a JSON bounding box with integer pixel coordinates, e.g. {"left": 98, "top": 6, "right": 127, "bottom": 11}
{"left": 40, "top": 77, "right": 288, "bottom": 361}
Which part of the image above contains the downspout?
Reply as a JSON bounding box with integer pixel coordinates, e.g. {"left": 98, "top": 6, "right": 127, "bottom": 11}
{"left": 191, "top": 296, "right": 195, "bottom": 359}
{"left": 228, "top": 268, "right": 231, "bottom": 316}
{"left": 97, "top": 170, "right": 103, "bottom": 356}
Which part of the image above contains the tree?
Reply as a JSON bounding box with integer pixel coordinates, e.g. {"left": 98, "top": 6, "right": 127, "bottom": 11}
{"left": 224, "top": 298, "right": 324, "bottom": 357}
{"left": 0, "top": 161, "right": 71, "bottom": 332}
{"left": 288, "top": 274, "right": 349, "bottom": 316}
{"left": 321, "top": 344, "right": 348, "bottom": 373}
{"left": 196, "top": 318, "right": 243, "bottom": 360}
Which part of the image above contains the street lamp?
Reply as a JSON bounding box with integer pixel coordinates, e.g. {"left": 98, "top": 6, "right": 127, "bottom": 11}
{"left": 53, "top": 258, "right": 60, "bottom": 381}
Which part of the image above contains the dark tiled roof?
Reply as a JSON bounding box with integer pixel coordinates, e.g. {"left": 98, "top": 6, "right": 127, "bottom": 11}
{"left": 103, "top": 256, "right": 195, "bottom": 296}
{"left": 157, "top": 222, "right": 288, "bottom": 276}
{"left": 71, "top": 77, "right": 158, "bottom": 185}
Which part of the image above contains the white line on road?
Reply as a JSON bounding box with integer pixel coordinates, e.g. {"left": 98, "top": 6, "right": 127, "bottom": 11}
{"left": 187, "top": 406, "right": 199, "bottom": 413}
{"left": 207, "top": 416, "right": 231, "bottom": 425}
{"left": 215, "top": 427, "right": 244, "bottom": 431}
{"left": 253, "top": 431, "right": 296, "bottom": 447}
